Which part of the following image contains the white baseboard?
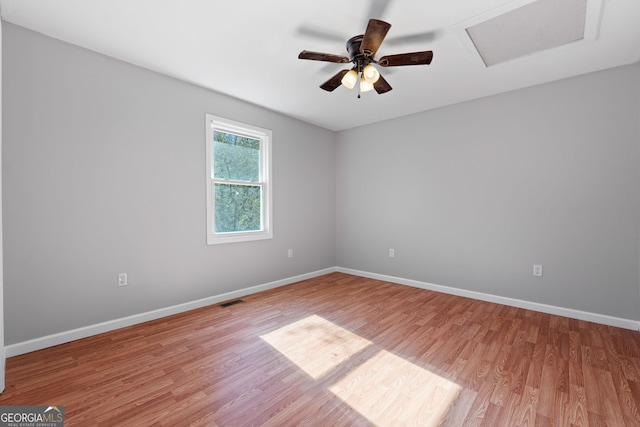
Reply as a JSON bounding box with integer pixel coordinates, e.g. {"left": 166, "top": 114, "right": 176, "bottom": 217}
{"left": 7, "top": 266, "right": 639, "bottom": 357}
{"left": 336, "top": 267, "right": 640, "bottom": 331}
{"left": 5, "top": 267, "right": 337, "bottom": 357}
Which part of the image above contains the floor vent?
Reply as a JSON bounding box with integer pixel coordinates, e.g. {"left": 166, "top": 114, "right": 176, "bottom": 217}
{"left": 219, "top": 299, "right": 244, "bottom": 308}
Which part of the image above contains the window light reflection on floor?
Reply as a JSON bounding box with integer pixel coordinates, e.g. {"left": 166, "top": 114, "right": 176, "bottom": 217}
{"left": 329, "top": 349, "right": 462, "bottom": 426}
{"left": 260, "top": 315, "right": 462, "bottom": 426}
{"left": 260, "top": 314, "right": 372, "bottom": 379}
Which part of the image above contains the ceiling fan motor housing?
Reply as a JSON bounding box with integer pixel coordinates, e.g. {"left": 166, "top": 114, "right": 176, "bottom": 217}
{"left": 346, "top": 35, "right": 371, "bottom": 71}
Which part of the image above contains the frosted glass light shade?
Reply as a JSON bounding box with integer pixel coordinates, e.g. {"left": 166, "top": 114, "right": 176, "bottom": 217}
{"left": 362, "top": 64, "right": 380, "bottom": 83}
{"left": 341, "top": 70, "right": 358, "bottom": 89}
{"left": 360, "top": 79, "right": 374, "bottom": 92}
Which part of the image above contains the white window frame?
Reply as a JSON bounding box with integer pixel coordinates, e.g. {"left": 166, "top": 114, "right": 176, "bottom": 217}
{"left": 205, "top": 114, "right": 272, "bottom": 245}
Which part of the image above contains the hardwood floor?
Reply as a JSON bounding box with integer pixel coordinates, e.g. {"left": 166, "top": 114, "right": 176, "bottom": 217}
{"left": 2, "top": 272, "right": 640, "bottom": 426}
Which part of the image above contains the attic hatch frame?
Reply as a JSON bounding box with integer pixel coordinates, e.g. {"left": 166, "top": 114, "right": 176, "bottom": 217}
{"left": 451, "top": 0, "right": 604, "bottom": 69}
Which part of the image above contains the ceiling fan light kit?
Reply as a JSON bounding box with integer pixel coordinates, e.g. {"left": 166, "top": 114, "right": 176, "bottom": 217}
{"left": 298, "top": 19, "right": 434, "bottom": 97}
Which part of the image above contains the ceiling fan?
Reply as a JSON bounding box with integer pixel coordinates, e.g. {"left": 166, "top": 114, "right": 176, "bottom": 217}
{"left": 298, "top": 19, "right": 433, "bottom": 97}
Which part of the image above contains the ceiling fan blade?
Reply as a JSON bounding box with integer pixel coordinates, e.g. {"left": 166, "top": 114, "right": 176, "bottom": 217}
{"left": 378, "top": 51, "right": 433, "bottom": 66}
{"left": 298, "top": 51, "right": 350, "bottom": 63}
{"left": 385, "top": 31, "right": 438, "bottom": 46}
{"left": 297, "top": 25, "right": 346, "bottom": 43}
{"left": 320, "top": 70, "right": 350, "bottom": 92}
{"left": 373, "top": 74, "right": 392, "bottom": 94}
{"left": 360, "top": 19, "right": 391, "bottom": 56}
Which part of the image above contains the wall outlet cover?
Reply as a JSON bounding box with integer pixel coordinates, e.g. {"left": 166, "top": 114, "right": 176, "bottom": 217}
{"left": 533, "top": 265, "right": 543, "bottom": 277}
{"left": 118, "top": 273, "right": 128, "bottom": 286}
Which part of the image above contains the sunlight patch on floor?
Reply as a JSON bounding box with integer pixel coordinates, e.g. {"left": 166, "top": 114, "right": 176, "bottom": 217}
{"left": 329, "top": 350, "right": 462, "bottom": 426}
{"left": 260, "top": 314, "right": 372, "bottom": 379}
{"left": 262, "top": 315, "right": 461, "bottom": 425}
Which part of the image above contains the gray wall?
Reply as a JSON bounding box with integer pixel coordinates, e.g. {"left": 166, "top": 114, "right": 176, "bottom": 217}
{"left": 336, "top": 63, "right": 640, "bottom": 320}
{"left": 2, "top": 23, "right": 336, "bottom": 345}
{"left": 0, "top": 16, "right": 5, "bottom": 390}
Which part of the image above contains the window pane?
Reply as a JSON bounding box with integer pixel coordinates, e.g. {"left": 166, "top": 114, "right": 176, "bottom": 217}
{"left": 214, "top": 183, "right": 262, "bottom": 233}
{"left": 213, "top": 131, "right": 260, "bottom": 182}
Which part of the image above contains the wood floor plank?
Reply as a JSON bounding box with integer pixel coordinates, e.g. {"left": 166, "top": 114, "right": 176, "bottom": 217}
{"left": 512, "top": 385, "right": 539, "bottom": 426}
{"left": 1, "top": 272, "right": 640, "bottom": 426}
{"left": 569, "top": 384, "right": 589, "bottom": 426}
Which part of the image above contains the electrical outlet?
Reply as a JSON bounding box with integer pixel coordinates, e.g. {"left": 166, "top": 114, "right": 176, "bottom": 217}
{"left": 389, "top": 248, "right": 395, "bottom": 258}
{"left": 533, "top": 265, "right": 543, "bottom": 277}
{"left": 118, "top": 273, "right": 128, "bottom": 287}
{"left": 288, "top": 249, "right": 293, "bottom": 258}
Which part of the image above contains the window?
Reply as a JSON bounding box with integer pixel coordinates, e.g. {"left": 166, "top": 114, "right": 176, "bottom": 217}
{"left": 205, "top": 114, "right": 272, "bottom": 244}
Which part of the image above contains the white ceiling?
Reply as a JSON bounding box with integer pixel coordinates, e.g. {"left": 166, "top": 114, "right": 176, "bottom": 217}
{"left": 1, "top": 0, "right": 639, "bottom": 131}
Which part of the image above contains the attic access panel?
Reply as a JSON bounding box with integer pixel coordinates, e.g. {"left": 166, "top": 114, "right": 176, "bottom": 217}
{"left": 458, "top": 0, "right": 602, "bottom": 67}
